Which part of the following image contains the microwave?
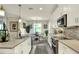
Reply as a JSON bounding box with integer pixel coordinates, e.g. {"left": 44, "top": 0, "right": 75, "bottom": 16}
{"left": 57, "top": 14, "right": 67, "bottom": 27}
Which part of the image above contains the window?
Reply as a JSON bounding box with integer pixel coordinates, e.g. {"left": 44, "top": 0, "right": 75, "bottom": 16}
{"left": 0, "top": 18, "right": 3, "bottom": 30}
{"left": 34, "top": 23, "right": 41, "bottom": 33}
{"left": 0, "top": 23, "right": 3, "bottom": 30}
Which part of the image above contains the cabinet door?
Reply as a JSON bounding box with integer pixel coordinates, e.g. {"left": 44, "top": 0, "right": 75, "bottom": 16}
{"left": 27, "top": 37, "right": 31, "bottom": 52}
{"left": 58, "top": 42, "right": 64, "bottom": 54}
{"left": 14, "top": 44, "right": 22, "bottom": 54}
{"left": 22, "top": 40, "right": 28, "bottom": 54}
{"left": 22, "top": 38, "right": 31, "bottom": 54}
{"left": 14, "top": 38, "right": 31, "bottom": 54}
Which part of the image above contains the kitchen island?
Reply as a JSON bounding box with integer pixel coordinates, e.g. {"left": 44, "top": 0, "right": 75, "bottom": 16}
{"left": 0, "top": 36, "right": 31, "bottom": 54}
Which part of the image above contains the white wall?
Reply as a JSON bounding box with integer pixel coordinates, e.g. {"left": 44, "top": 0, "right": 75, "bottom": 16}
{"left": 7, "top": 17, "right": 19, "bottom": 40}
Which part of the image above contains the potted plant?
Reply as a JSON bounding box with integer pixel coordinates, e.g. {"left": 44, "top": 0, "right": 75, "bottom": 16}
{"left": 25, "top": 25, "right": 31, "bottom": 33}
{"left": 45, "top": 30, "right": 48, "bottom": 36}
{"left": 1, "top": 31, "right": 6, "bottom": 42}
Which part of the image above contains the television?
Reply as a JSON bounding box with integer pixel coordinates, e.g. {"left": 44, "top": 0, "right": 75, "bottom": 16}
{"left": 57, "top": 14, "right": 67, "bottom": 27}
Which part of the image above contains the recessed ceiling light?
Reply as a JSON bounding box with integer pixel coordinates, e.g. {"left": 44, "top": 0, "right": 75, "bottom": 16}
{"left": 39, "top": 8, "right": 43, "bottom": 10}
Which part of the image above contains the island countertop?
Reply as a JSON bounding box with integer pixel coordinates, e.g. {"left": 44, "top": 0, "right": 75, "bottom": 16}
{"left": 59, "top": 40, "right": 79, "bottom": 53}
{"left": 0, "top": 37, "right": 30, "bottom": 49}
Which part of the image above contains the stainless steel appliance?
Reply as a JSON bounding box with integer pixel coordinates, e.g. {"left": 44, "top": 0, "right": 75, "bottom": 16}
{"left": 51, "top": 37, "right": 58, "bottom": 54}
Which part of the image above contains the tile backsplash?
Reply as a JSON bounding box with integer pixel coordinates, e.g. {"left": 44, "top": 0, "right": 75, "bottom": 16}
{"left": 64, "top": 26, "right": 79, "bottom": 40}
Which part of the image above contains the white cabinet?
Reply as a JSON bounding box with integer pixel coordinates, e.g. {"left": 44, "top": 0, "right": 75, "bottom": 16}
{"left": 14, "top": 43, "right": 22, "bottom": 54}
{"left": 58, "top": 42, "right": 77, "bottom": 54}
{"left": 58, "top": 42, "right": 64, "bottom": 54}
{"left": 22, "top": 40, "right": 28, "bottom": 54}
{"left": 14, "top": 38, "right": 31, "bottom": 54}
{"left": 21, "top": 38, "right": 31, "bottom": 54}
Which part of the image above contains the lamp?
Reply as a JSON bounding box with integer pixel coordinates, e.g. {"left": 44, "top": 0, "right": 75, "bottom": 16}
{"left": 0, "top": 5, "right": 5, "bottom": 16}
{"left": 18, "top": 4, "right": 22, "bottom": 23}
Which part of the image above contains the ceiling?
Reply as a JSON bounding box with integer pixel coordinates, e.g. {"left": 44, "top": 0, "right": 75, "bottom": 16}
{"left": 2, "top": 4, "right": 58, "bottom": 21}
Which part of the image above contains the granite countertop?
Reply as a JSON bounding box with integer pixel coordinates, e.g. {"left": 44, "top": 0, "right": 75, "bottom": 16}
{"left": 60, "top": 40, "right": 79, "bottom": 53}
{"left": 0, "top": 37, "right": 29, "bottom": 49}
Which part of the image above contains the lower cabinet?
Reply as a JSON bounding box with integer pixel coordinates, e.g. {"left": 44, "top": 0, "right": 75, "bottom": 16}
{"left": 14, "top": 38, "right": 31, "bottom": 54}
{"left": 58, "top": 42, "right": 77, "bottom": 54}
{"left": 21, "top": 38, "right": 31, "bottom": 54}
{"left": 14, "top": 43, "right": 22, "bottom": 54}
{"left": 58, "top": 42, "right": 64, "bottom": 54}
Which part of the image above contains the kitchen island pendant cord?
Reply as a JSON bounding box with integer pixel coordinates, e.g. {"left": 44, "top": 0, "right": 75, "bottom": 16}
{"left": 18, "top": 4, "right": 22, "bottom": 39}
{"left": 18, "top": 4, "right": 22, "bottom": 22}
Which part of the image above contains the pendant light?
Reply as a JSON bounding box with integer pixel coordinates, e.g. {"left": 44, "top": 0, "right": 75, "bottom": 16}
{"left": 0, "top": 5, "right": 5, "bottom": 16}
{"left": 18, "top": 4, "right": 22, "bottom": 23}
